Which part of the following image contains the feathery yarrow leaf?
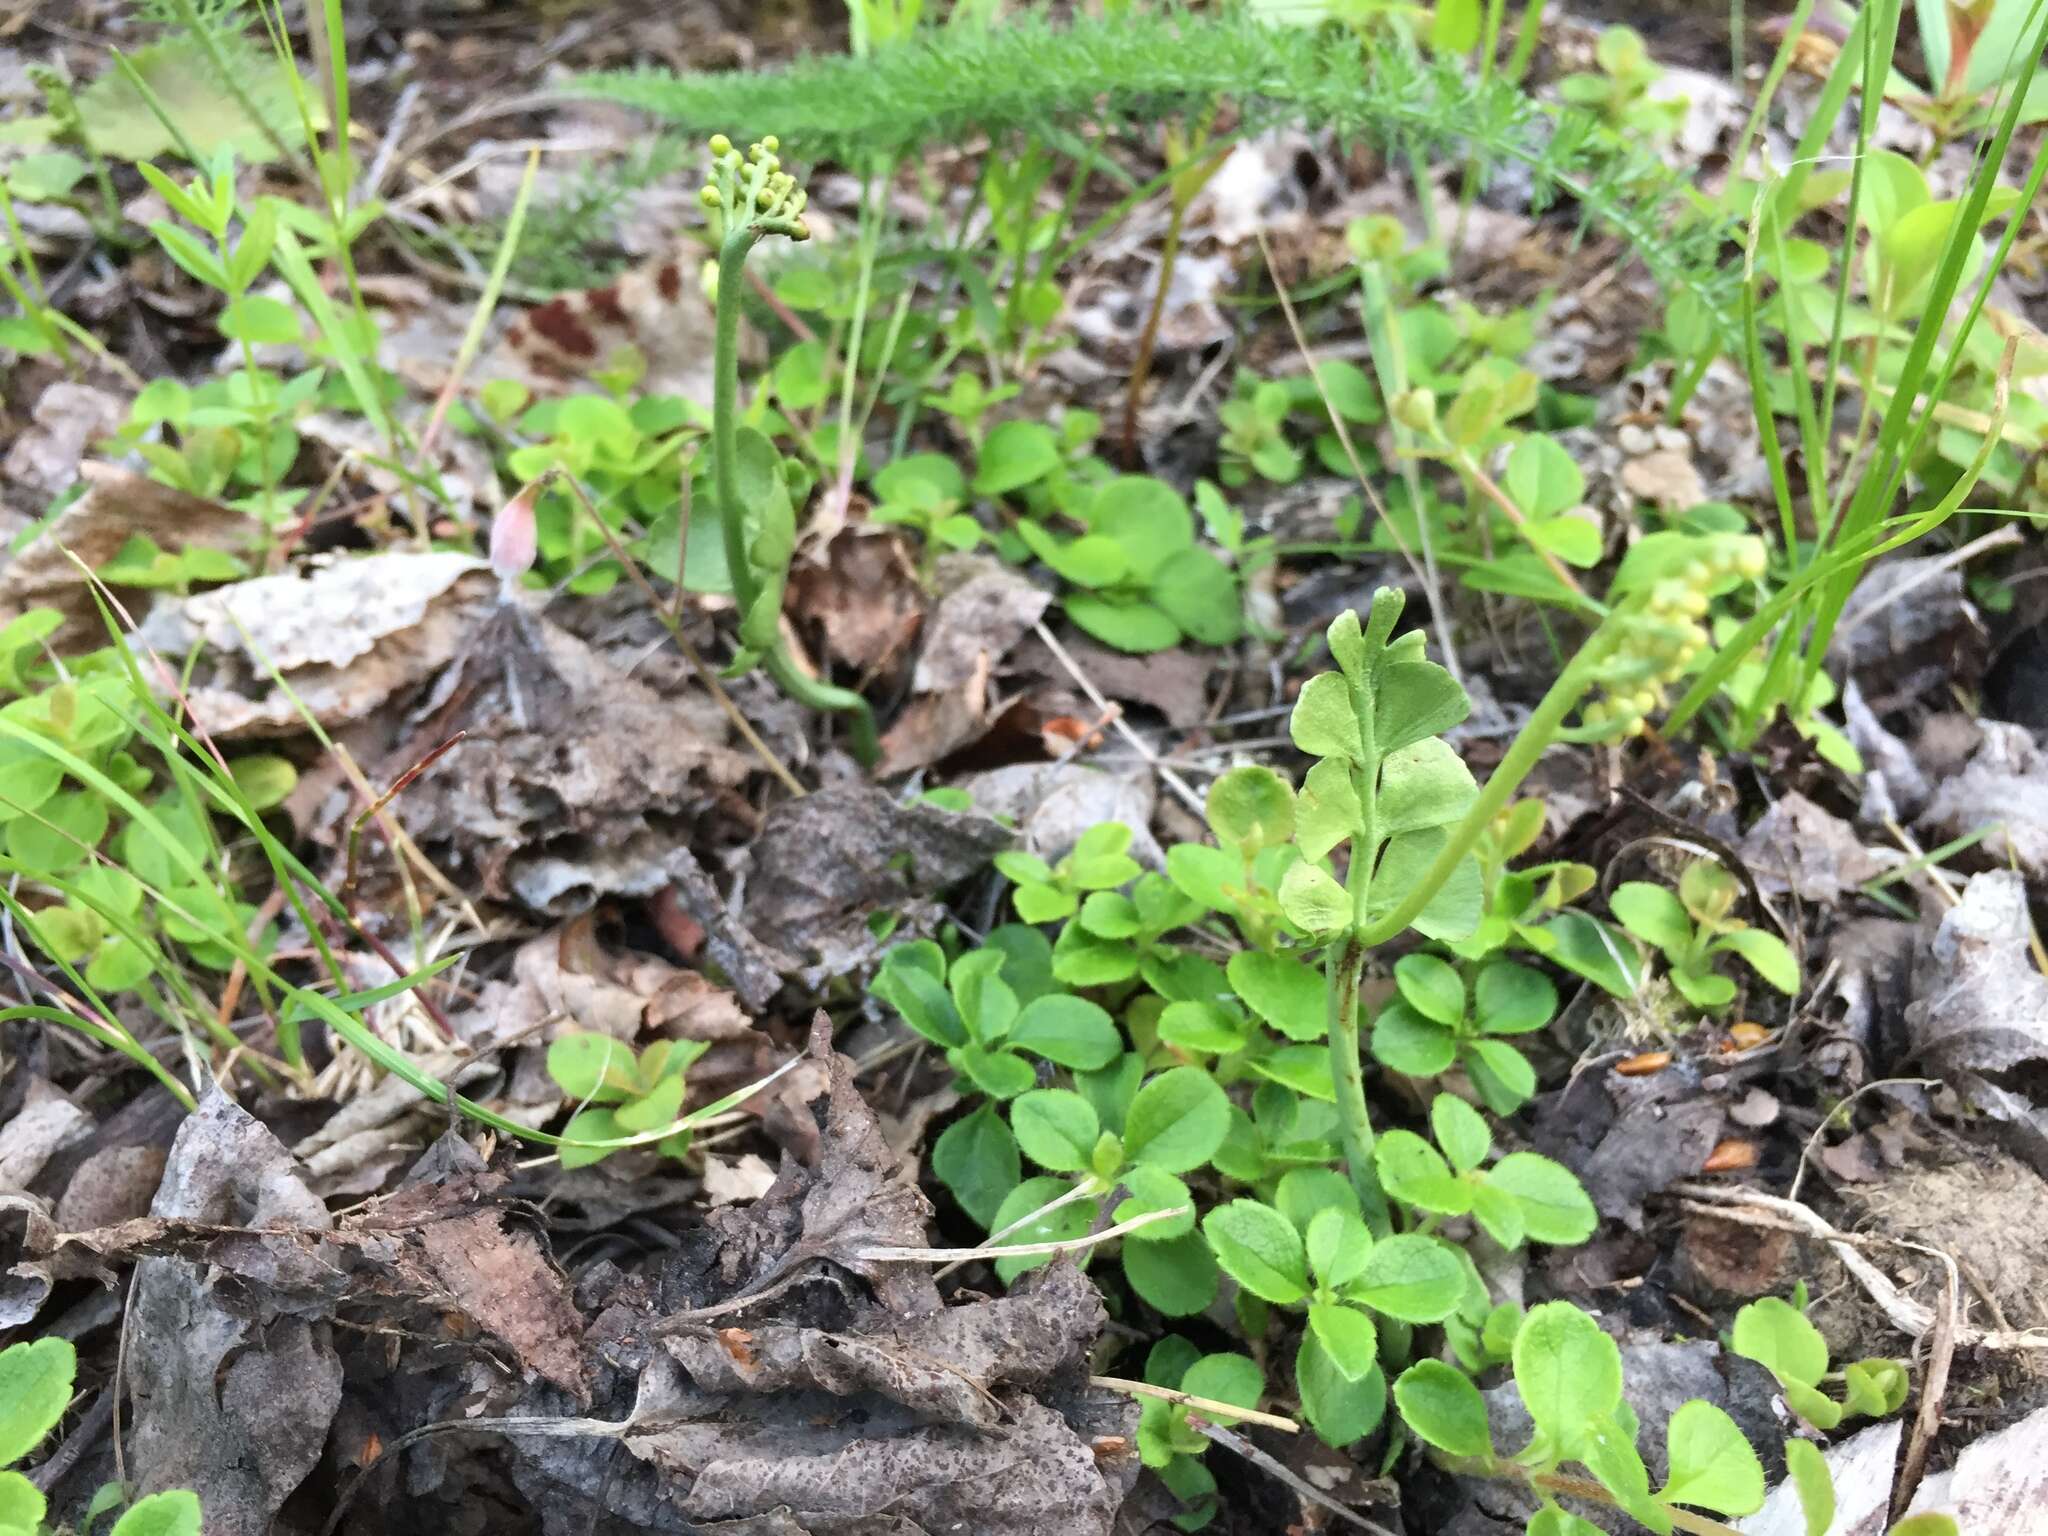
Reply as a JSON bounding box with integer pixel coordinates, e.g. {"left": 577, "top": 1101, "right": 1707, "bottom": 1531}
{"left": 567, "top": 9, "right": 1736, "bottom": 339}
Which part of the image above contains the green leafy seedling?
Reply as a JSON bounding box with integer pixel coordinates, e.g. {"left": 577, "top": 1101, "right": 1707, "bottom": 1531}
{"left": 1204, "top": 1173, "right": 1467, "bottom": 1446}
{"left": 546, "top": 1030, "right": 712, "bottom": 1169}
{"left": 1556, "top": 26, "right": 1687, "bottom": 146}
{"left": 1217, "top": 374, "right": 1305, "bottom": 487}
{"left": 870, "top": 453, "right": 983, "bottom": 575}
{"left": 995, "top": 822, "right": 1144, "bottom": 923}
{"left": 1053, "top": 869, "right": 1204, "bottom": 989}
{"left": 1731, "top": 1295, "right": 1909, "bottom": 1431}
{"left": 1016, "top": 475, "right": 1241, "bottom": 653}
{"left": 1506, "top": 1301, "right": 1765, "bottom": 1532}
{"left": 1611, "top": 858, "right": 1799, "bottom": 1011}
{"left": 1373, "top": 1092, "right": 1597, "bottom": 1250}
{"left": 1134, "top": 1337, "right": 1266, "bottom": 1532}
{"left": 1444, "top": 796, "right": 1642, "bottom": 1000}
{"left": 1369, "top": 953, "right": 1558, "bottom": 1114}
{"left": 997, "top": 1062, "right": 1231, "bottom": 1311}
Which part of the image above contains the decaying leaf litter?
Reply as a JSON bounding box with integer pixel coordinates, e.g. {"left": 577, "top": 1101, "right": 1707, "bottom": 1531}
{"left": 5, "top": 1, "right": 2048, "bottom": 1533}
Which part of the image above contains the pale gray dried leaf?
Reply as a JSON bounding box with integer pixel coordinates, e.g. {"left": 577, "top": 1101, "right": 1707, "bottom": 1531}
{"left": 1829, "top": 553, "right": 1987, "bottom": 710}
{"left": 0, "top": 1077, "right": 92, "bottom": 1188}
{"left": 0, "top": 382, "right": 127, "bottom": 500}
{"left": 1736, "top": 791, "right": 1885, "bottom": 903}
{"left": 1919, "top": 723, "right": 2048, "bottom": 877}
{"left": 133, "top": 550, "right": 496, "bottom": 736}
{"left": 664, "top": 1262, "right": 1103, "bottom": 1428}
{"left": 749, "top": 1026, "right": 938, "bottom": 1319}
{"left": 292, "top": 1050, "right": 497, "bottom": 1198}
{"left": 634, "top": 1392, "right": 1126, "bottom": 1536}
{"left": 1538, "top": 1068, "right": 1722, "bottom": 1232}
{"left": 1843, "top": 677, "right": 1930, "bottom": 821}
{"left": 743, "top": 787, "right": 1010, "bottom": 981}
{"left": 127, "top": 1091, "right": 341, "bottom": 1534}
{"left": 912, "top": 556, "right": 1050, "bottom": 694}
{"left": 1737, "top": 1419, "right": 1899, "bottom": 1536}
{"left": 1904, "top": 869, "right": 2048, "bottom": 1077}
{"left": 0, "top": 464, "right": 262, "bottom": 647}
{"left": 392, "top": 602, "right": 748, "bottom": 914}
{"left": 0, "top": 1191, "right": 56, "bottom": 1326}
{"left": 53, "top": 1143, "right": 168, "bottom": 1231}
{"left": 1907, "top": 1386, "right": 2048, "bottom": 1523}
{"left": 958, "top": 762, "right": 1161, "bottom": 866}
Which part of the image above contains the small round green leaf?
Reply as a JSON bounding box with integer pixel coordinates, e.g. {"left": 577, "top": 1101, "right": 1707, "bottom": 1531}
{"left": 1375, "top": 1129, "right": 1471, "bottom": 1217}
{"left": 1486, "top": 1152, "right": 1598, "bottom": 1246}
{"left": 1784, "top": 1437, "right": 1835, "bottom": 1536}
{"left": 227, "top": 754, "right": 298, "bottom": 811}
{"left": 1349, "top": 1233, "right": 1464, "bottom": 1322}
{"left": 1429, "top": 1093, "right": 1492, "bottom": 1174}
{"left": 1304, "top": 1206, "right": 1373, "bottom": 1291}
{"left": 1206, "top": 765, "right": 1295, "bottom": 856}
{"left": 1731, "top": 1296, "right": 1830, "bottom": 1389}
{"left": 109, "top": 1490, "right": 203, "bottom": 1536}
{"left": 0, "top": 1337, "right": 74, "bottom": 1465}
{"left": 932, "top": 1104, "right": 1019, "bottom": 1227}
{"left": 0, "top": 1468, "right": 47, "bottom": 1530}
{"left": 1010, "top": 1089, "right": 1102, "bottom": 1173}
{"left": 1610, "top": 882, "right": 1692, "bottom": 954}
{"left": 1371, "top": 1000, "right": 1458, "bottom": 1077}
{"left": 1474, "top": 959, "right": 1557, "bottom": 1033}
{"left": 990, "top": 1176, "right": 1097, "bottom": 1283}
{"left": 545, "top": 1032, "right": 636, "bottom": 1103}
{"left": 1659, "top": 1399, "right": 1765, "bottom": 1517}
{"left": 1180, "top": 1352, "right": 1266, "bottom": 1425}
{"left": 1393, "top": 953, "right": 1465, "bottom": 1025}
{"left": 1123, "top": 1229, "right": 1218, "bottom": 1317}
{"left": 1123, "top": 1067, "right": 1230, "bottom": 1172}
{"left": 1512, "top": 1301, "right": 1623, "bottom": 1454}
{"left": 1116, "top": 1165, "right": 1197, "bottom": 1242}
{"left": 1394, "top": 1359, "right": 1494, "bottom": 1459}
{"left": 1064, "top": 594, "right": 1182, "bottom": 654}
{"left": 1290, "top": 672, "right": 1364, "bottom": 761}
{"left": 1297, "top": 1334, "right": 1386, "bottom": 1448}
{"left": 972, "top": 420, "right": 1060, "bottom": 495}
{"left": 1202, "top": 1198, "right": 1310, "bottom": 1303}
{"left": 1008, "top": 994, "right": 1122, "bottom": 1069}
{"left": 1277, "top": 861, "right": 1351, "bottom": 935}
{"left": 1227, "top": 951, "right": 1327, "bottom": 1043}
{"left": 1307, "top": 1302, "right": 1380, "bottom": 1383}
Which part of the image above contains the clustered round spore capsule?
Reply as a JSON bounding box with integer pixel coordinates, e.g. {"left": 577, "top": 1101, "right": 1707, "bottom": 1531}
{"left": 697, "top": 132, "right": 809, "bottom": 237}
{"left": 1582, "top": 535, "right": 1766, "bottom": 738}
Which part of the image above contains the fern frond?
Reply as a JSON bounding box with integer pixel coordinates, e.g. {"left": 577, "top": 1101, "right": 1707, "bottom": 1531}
{"left": 568, "top": 10, "right": 1738, "bottom": 341}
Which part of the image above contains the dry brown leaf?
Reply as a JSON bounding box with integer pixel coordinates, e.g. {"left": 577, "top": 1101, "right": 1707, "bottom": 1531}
{"left": 126, "top": 1091, "right": 342, "bottom": 1534}
{"left": 0, "top": 382, "right": 127, "bottom": 501}
{"left": 1919, "top": 723, "right": 2048, "bottom": 878}
{"left": 389, "top": 602, "right": 749, "bottom": 912}
{"left": 0, "top": 464, "right": 262, "bottom": 647}
{"left": 742, "top": 785, "right": 1011, "bottom": 982}
{"left": 1736, "top": 791, "right": 1885, "bottom": 903}
{"left": 786, "top": 525, "right": 925, "bottom": 673}
{"left": 879, "top": 554, "right": 1051, "bottom": 773}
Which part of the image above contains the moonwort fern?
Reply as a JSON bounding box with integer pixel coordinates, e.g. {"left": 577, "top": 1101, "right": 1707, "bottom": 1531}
{"left": 568, "top": 8, "right": 1738, "bottom": 341}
